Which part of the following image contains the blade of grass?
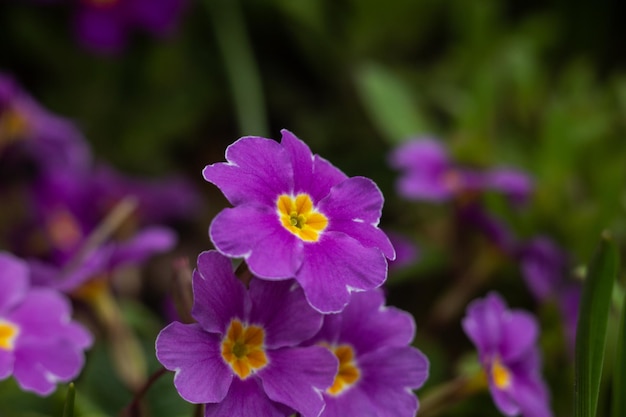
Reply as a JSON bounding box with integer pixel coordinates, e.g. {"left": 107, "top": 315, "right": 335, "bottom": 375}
{"left": 62, "top": 383, "right": 75, "bottom": 417}
{"left": 574, "top": 231, "right": 620, "bottom": 417}
{"left": 612, "top": 282, "right": 626, "bottom": 417}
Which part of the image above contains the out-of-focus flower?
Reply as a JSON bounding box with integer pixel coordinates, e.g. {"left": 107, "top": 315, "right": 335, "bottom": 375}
{"left": 18, "top": 168, "right": 177, "bottom": 292}
{"left": 0, "top": 73, "right": 90, "bottom": 173}
{"left": 307, "top": 289, "right": 429, "bottom": 417}
{"left": 462, "top": 292, "right": 553, "bottom": 417}
{"left": 517, "top": 237, "right": 569, "bottom": 302}
{"left": 386, "top": 231, "right": 420, "bottom": 271}
{"left": 0, "top": 252, "right": 92, "bottom": 396}
{"left": 74, "top": 0, "right": 188, "bottom": 54}
{"left": 203, "top": 129, "right": 395, "bottom": 313}
{"left": 458, "top": 204, "right": 518, "bottom": 256}
{"left": 156, "top": 251, "right": 337, "bottom": 417}
{"left": 388, "top": 138, "right": 532, "bottom": 205}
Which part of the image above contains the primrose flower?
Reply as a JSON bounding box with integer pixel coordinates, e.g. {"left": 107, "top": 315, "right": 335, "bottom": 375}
{"left": 0, "top": 73, "right": 90, "bottom": 173}
{"left": 0, "top": 252, "right": 92, "bottom": 396}
{"left": 517, "top": 237, "right": 569, "bottom": 302}
{"left": 74, "top": 0, "right": 188, "bottom": 54}
{"left": 203, "top": 130, "right": 395, "bottom": 313}
{"left": 19, "top": 168, "right": 176, "bottom": 292}
{"left": 388, "top": 138, "right": 532, "bottom": 205}
{"left": 462, "top": 292, "right": 553, "bottom": 417}
{"left": 306, "top": 288, "right": 429, "bottom": 417}
{"left": 156, "top": 250, "right": 337, "bottom": 417}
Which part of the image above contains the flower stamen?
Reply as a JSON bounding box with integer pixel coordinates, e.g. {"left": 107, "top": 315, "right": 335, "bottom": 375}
{"left": 327, "top": 344, "right": 360, "bottom": 396}
{"left": 0, "top": 320, "right": 19, "bottom": 351}
{"left": 277, "top": 194, "right": 328, "bottom": 242}
{"left": 491, "top": 356, "right": 512, "bottom": 389}
{"left": 221, "top": 320, "right": 268, "bottom": 379}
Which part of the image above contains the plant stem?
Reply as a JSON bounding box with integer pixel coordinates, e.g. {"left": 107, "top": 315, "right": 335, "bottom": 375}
{"left": 119, "top": 367, "right": 168, "bottom": 417}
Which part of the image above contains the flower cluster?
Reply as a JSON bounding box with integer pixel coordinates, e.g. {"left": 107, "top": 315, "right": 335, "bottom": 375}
{"left": 0, "top": 74, "right": 199, "bottom": 395}
{"left": 157, "top": 130, "right": 429, "bottom": 417}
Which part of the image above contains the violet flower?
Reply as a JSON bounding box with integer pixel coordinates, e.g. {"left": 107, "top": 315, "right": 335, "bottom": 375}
{"left": 307, "top": 289, "right": 429, "bottom": 417}
{"left": 74, "top": 0, "right": 187, "bottom": 54}
{"left": 386, "top": 231, "right": 420, "bottom": 271}
{"left": 203, "top": 130, "right": 395, "bottom": 313}
{"left": 388, "top": 138, "right": 532, "bottom": 205}
{"left": 462, "top": 292, "right": 552, "bottom": 417}
{"left": 0, "top": 252, "right": 92, "bottom": 396}
{"left": 517, "top": 237, "right": 569, "bottom": 302}
{"left": 156, "top": 250, "right": 337, "bottom": 417}
{"left": 0, "top": 73, "right": 91, "bottom": 173}
{"left": 20, "top": 167, "right": 176, "bottom": 292}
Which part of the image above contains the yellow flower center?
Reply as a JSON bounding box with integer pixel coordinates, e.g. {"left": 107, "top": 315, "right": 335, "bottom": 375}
{"left": 0, "top": 107, "right": 29, "bottom": 148}
{"left": 221, "top": 320, "right": 268, "bottom": 379}
{"left": 277, "top": 194, "right": 328, "bottom": 242}
{"left": 491, "top": 356, "right": 512, "bottom": 389}
{"left": 327, "top": 344, "right": 360, "bottom": 396}
{"left": 0, "top": 320, "right": 20, "bottom": 351}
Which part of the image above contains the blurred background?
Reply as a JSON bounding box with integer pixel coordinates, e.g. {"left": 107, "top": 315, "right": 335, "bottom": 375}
{"left": 1, "top": 0, "right": 626, "bottom": 416}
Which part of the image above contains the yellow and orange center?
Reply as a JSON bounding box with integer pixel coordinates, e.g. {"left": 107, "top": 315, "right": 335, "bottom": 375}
{"left": 277, "top": 194, "right": 328, "bottom": 242}
{"left": 0, "top": 107, "right": 29, "bottom": 147}
{"left": 327, "top": 344, "right": 360, "bottom": 396}
{"left": 221, "top": 320, "right": 268, "bottom": 379}
{"left": 491, "top": 356, "right": 512, "bottom": 389}
{"left": 0, "top": 320, "right": 20, "bottom": 351}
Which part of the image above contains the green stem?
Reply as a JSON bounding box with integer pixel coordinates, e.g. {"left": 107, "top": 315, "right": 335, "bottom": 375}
{"left": 205, "top": 0, "right": 269, "bottom": 137}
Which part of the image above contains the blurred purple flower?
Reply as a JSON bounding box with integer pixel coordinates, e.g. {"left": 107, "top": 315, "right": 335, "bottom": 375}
{"left": 0, "top": 252, "right": 92, "bottom": 396}
{"left": 556, "top": 283, "right": 581, "bottom": 354}
{"left": 203, "top": 129, "right": 395, "bottom": 313}
{"left": 156, "top": 251, "right": 337, "bottom": 417}
{"left": 307, "top": 289, "right": 429, "bottom": 417}
{"left": 388, "top": 138, "right": 532, "bottom": 205}
{"left": 0, "top": 73, "right": 91, "bottom": 173}
{"left": 18, "top": 167, "right": 177, "bottom": 292}
{"left": 75, "top": 0, "right": 187, "bottom": 54}
{"left": 387, "top": 231, "right": 420, "bottom": 271}
{"left": 462, "top": 292, "right": 553, "bottom": 417}
{"left": 458, "top": 204, "right": 518, "bottom": 256}
{"left": 517, "top": 237, "right": 569, "bottom": 302}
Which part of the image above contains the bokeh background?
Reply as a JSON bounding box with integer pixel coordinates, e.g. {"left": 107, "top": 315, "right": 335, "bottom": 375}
{"left": 1, "top": 0, "right": 626, "bottom": 416}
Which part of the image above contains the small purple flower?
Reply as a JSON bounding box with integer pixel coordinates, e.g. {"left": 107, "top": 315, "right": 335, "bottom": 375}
{"left": 0, "top": 73, "right": 91, "bottom": 173}
{"left": 387, "top": 231, "right": 420, "bottom": 271}
{"left": 458, "top": 204, "right": 518, "bottom": 256}
{"left": 203, "top": 130, "right": 395, "bottom": 313}
{"left": 517, "top": 237, "right": 569, "bottom": 302}
{"left": 19, "top": 167, "right": 177, "bottom": 292}
{"left": 74, "top": 0, "right": 188, "bottom": 54}
{"left": 388, "top": 138, "right": 532, "bottom": 205}
{"left": 0, "top": 252, "right": 92, "bottom": 396}
{"left": 306, "top": 289, "right": 429, "bottom": 417}
{"left": 462, "top": 292, "right": 552, "bottom": 417}
{"left": 156, "top": 250, "right": 337, "bottom": 417}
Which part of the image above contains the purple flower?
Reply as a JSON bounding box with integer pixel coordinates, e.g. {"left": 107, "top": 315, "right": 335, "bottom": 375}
{"left": 0, "top": 73, "right": 91, "bottom": 173}
{"left": 0, "top": 252, "right": 92, "bottom": 396}
{"left": 386, "top": 231, "right": 420, "bottom": 271}
{"left": 388, "top": 138, "right": 532, "bottom": 205}
{"left": 462, "top": 292, "right": 552, "bottom": 417}
{"left": 306, "top": 289, "right": 429, "bottom": 417}
{"left": 155, "top": 250, "right": 337, "bottom": 417}
{"left": 19, "top": 167, "right": 176, "bottom": 292}
{"left": 74, "top": 0, "right": 188, "bottom": 54}
{"left": 203, "top": 130, "right": 395, "bottom": 313}
{"left": 458, "top": 204, "right": 518, "bottom": 256}
{"left": 517, "top": 237, "right": 569, "bottom": 302}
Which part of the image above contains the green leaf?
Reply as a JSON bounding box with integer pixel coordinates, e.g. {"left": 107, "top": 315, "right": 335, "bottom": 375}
{"left": 613, "top": 283, "right": 626, "bottom": 417}
{"left": 575, "top": 231, "right": 620, "bottom": 417}
{"left": 354, "top": 64, "right": 430, "bottom": 144}
{"left": 62, "top": 383, "right": 75, "bottom": 417}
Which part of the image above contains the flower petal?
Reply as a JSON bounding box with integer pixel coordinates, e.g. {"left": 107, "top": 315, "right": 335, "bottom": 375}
{"left": 320, "top": 176, "right": 384, "bottom": 226}
{"left": 0, "top": 253, "right": 28, "bottom": 314}
{"left": 297, "top": 233, "right": 387, "bottom": 313}
{"left": 108, "top": 226, "right": 177, "bottom": 268}
{"left": 462, "top": 292, "right": 507, "bottom": 356}
{"left": 209, "top": 206, "right": 303, "bottom": 279}
{"left": 259, "top": 346, "right": 337, "bottom": 417}
{"left": 248, "top": 279, "right": 323, "bottom": 349}
{"left": 13, "top": 340, "right": 84, "bottom": 396}
{"left": 499, "top": 311, "right": 538, "bottom": 362}
{"left": 0, "top": 349, "right": 14, "bottom": 380}
{"left": 203, "top": 136, "right": 292, "bottom": 206}
{"left": 204, "top": 377, "right": 291, "bottom": 417}
{"left": 192, "top": 251, "right": 246, "bottom": 335}
{"left": 155, "top": 322, "right": 233, "bottom": 404}
{"left": 336, "top": 290, "right": 416, "bottom": 354}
